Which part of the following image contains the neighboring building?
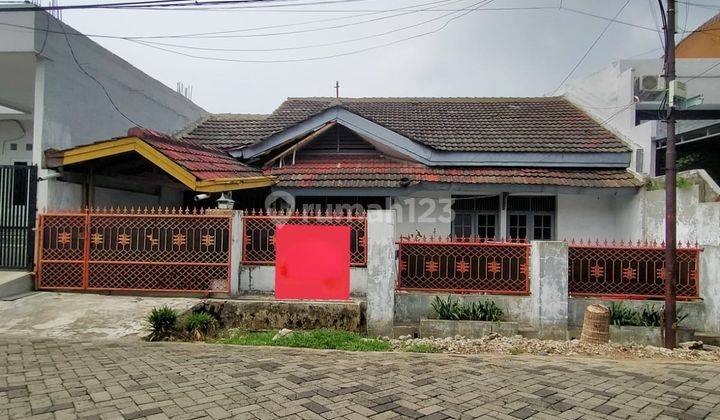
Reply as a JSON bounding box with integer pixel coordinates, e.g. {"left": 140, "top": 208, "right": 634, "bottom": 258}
{"left": 562, "top": 58, "right": 720, "bottom": 183}
{"left": 48, "top": 96, "right": 650, "bottom": 242}
{"left": 0, "top": 7, "right": 206, "bottom": 209}
{"left": 0, "top": 7, "right": 205, "bottom": 269}
{"left": 677, "top": 12, "right": 720, "bottom": 59}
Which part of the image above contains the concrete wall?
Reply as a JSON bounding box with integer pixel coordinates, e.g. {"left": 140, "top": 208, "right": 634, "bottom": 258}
{"left": 530, "top": 241, "right": 568, "bottom": 339}
{"left": 394, "top": 292, "right": 534, "bottom": 326}
{"left": 238, "top": 265, "right": 368, "bottom": 296}
{"left": 0, "top": 119, "right": 33, "bottom": 165}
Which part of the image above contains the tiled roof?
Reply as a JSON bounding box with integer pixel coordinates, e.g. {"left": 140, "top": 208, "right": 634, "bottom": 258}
{"left": 266, "top": 155, "right": 642, "bottom": 189}
{"left": 176, "top": 114, "right": 272, "bottom": 151}
{"left": 128, "top": 127, "right": 262, "bottom": 180}
{"left": 178, "top": 97, "right": 630, "bottom": 154}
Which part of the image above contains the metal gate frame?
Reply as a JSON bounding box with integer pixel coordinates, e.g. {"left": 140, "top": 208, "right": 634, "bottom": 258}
{"left": 36, "top": 208, "right": 232, "bottom": 293}
{"left": 0, "top": 164, "right": 37, "bottom": 270}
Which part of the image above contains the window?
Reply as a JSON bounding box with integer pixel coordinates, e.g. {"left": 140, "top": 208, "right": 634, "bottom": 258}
{"left": 25, "top": 144, "right": 32, "bottom": 151}
{"left": 507, "top": 196, "right": 555, "bottom": 241}
{"left": 10, "top": 143, "right": 17, "bottom": 151}
{"left": 451, "top": 196, "right": 499, "bottom": 239}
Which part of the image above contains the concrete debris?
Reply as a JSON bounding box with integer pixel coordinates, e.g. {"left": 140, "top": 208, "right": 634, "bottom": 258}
{"left": 679, "top": 341, "right": 704, "bottom": 350}
{"left": 390, "top": 335, "right": 720, "bottom": 361}
{"left": 272, "top": 328, "right": 293, "bottom": 341}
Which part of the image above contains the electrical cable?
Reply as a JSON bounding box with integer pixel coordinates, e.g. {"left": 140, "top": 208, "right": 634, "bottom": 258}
{"left": 60, "top": 21, "right": 144, "bottom": 127}
{"left": 130, "top": 0, "right": 496, "bottom": 63}
{"left": 551, "top": 0, "right": 632, "bottom": 94}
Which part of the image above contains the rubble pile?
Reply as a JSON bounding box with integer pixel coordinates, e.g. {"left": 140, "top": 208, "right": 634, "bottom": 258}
{"left": 390, "top": 333, "right": 720, "bottom": 361}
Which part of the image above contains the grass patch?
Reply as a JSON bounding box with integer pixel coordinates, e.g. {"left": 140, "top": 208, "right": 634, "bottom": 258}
{"left": 403, "top": 343, "right": 439, "bottom": 353}
{"left": 215, "top": 329, "right": 392, "bottom": 352}
{"left": 508, "top": 347, "right": 525, "bottom": 355}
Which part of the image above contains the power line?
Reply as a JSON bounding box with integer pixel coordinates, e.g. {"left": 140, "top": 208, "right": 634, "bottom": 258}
{"left": 551, "top": 0, "right": 631, "bottom": 94}
{"left": 58, "top": 17, "right": 143, "bottom": 127}
{"left": 0, "top": 0, "right": 364, "bottom": 12}
{"left": 130, "top": 0, "right": 496, "bottom": 63}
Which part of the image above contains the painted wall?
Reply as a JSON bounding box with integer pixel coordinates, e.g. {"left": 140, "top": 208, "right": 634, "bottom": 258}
{"left": 0, "top": 120, "right": 33, "bottom": 165}
{"left": 393, "top": 191, "right": 452, "bottom": 238}
{"left": 556, "top": 193, "right": 619, "bottom": 241}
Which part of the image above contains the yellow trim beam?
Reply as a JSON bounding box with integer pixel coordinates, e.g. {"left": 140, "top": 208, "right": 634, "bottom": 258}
{"left": 46, "top": 137, "right": 276, "bottom": 192}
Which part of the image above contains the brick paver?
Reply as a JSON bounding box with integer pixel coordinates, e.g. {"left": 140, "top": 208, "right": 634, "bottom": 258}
{"left": 1, "top": 337, "right": 720, "bottom": 419}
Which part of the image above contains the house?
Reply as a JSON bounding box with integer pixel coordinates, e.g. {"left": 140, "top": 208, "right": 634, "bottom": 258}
{"left": 677, "top": 12, "right": 720, "bottom": 59}
{"left": 562, "top": 13, "right": 720, "bottom": 186}
{"left": 0, "top": 7, "right": 205, "bottom": 269}
{"left": 47, "top": 96, "right": 648, "bottom": 242}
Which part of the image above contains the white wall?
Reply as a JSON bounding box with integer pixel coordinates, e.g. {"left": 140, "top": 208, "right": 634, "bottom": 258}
{"left": 556, "top": 193, "right": 619, "bottom": 241}
{"left": 0, "top": 119, "right": 33, "bottom": 165}
{"left": 393, "top": 191, "right": 452, "bottom": 238}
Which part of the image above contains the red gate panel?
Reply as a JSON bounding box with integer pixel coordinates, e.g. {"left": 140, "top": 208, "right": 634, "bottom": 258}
{"left": 275, "top": 224, "right": 350, "bottom": 300}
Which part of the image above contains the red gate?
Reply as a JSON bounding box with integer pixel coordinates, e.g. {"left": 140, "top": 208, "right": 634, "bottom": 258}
{"left": 36, "top": 208, "right": 231, "bottom": 293}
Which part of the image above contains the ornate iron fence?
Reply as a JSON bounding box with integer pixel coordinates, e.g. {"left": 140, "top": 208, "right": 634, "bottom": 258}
{"left": 397, "top": 236, "right": 530, "bottom": 295}
{"left": 567, "top": 239, "right": 701, "bottom": 300}
{"left": 242, "top": 210, "right": 367, "bottom": 266}
{"left": 36, "top": 208, "right": 231, "bottom": 293}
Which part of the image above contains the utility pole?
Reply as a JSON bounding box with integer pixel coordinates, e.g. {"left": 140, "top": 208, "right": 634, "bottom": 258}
{"left": 663, "top": 0, "right": 677, "bottom": 349}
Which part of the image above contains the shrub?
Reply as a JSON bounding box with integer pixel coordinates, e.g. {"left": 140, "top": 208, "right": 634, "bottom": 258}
{"left": 432, "top": 296, "right": 504, "bottom": 322}
{"left": 183, "top": 311, "right": 216, "bottom": 340}
{"left": 432, "top": 296, "right": 460, "bottom": 320}
{"left": 146, "top": 306, "right": 178, "bottom": 341}
{"left": 608, "top": 301, "right": 688, "bottom": 327}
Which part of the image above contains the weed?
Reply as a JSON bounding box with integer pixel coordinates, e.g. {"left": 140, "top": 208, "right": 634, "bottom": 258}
{"left": 508, "top": 347, "right": 525, "bottom": 355}
{"left": 145, "top": 306, "right": 178, "bottom": 341}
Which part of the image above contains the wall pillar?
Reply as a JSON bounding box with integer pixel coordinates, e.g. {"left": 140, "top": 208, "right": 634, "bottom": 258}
{"left": 700, "top": 246, "right": 720, "bottom": 334}
{"left": 366, "top": 209, "right": 396, "bottom": 337}
{"left": 530, "top": 241, "right": 569, "bottom": 339}
{"left": 229, "top": 210, "right": 243, "bottom": 296}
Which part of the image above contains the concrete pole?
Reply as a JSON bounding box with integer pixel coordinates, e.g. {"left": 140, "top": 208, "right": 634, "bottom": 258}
{"left": 663, "top": 0, "right": 677, "bottom": 349}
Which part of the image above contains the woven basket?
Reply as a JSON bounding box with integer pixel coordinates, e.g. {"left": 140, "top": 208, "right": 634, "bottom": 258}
{"left": 580, "top": 304, "right": 610, "bottom": 344}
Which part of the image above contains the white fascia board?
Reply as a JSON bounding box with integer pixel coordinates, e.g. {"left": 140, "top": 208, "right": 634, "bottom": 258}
{"left": 235, "top": 106, "right": 631, "bottom": 168}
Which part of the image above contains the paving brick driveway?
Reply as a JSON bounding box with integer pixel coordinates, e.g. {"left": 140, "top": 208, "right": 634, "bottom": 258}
{"left": 1, "top": 337, "right": 719, "bottom": 420}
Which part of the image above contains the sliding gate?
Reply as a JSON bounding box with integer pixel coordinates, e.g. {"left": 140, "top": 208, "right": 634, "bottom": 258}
{"left": 0, "top": 165, "right": 37, "bottom": 269}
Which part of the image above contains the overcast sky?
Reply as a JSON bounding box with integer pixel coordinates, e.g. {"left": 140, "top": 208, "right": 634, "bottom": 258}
{"left": 58, "top": 0, "right": 718, "bottom": 114}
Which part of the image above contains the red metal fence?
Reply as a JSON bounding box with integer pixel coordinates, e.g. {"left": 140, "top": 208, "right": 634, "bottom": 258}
{"left": 396, "top": 236, "right": 530, "bottom": 295}
{"left": 242, "top": 210, "right": 367, "bottom": 266}
{"left": 567, "top": 240, "right": 701, "bottom": 300}
{"left": 36, "top": 208, "right": 232, "bottom": 293}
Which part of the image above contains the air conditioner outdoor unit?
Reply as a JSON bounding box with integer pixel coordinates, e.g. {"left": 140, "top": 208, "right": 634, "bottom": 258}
{"left": 638, "top": 75, "right": 664, "bottom": 92}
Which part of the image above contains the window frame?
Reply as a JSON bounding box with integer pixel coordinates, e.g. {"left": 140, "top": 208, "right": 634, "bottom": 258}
{"left": 506, "top": 210, "right": 555, "bottom": 241}
{"left": 452, "top": 210, "right": 499, "bottom": 240}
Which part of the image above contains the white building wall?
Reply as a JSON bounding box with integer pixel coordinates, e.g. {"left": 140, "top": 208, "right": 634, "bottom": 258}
{"left": 556, "top": 193, "right": 618, "bottom": 241}
{"left": 393, "top": 191, "right": 452, "bottom": 238}
{"left": 0, "top": 120, "right": 33, "bottom": 165}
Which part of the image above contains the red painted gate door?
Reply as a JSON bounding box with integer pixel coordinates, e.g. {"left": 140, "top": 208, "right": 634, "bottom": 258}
{"left": 274, "top": 224, "right": 350, "bottom": 300}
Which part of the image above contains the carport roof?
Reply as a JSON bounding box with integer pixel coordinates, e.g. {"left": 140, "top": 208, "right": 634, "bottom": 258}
{"left": 45, "top": 127, "right": 275, "bottom": 192}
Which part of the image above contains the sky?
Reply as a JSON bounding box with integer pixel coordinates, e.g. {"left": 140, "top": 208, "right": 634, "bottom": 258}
{"left": 53, "top": 0, "right": 719, "bottom": 114}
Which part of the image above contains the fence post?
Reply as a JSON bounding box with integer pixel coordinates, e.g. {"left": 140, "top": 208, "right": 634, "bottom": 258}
{"left": 530, "top": 241, "right": 569, "bottom": 339}
{"left": 700, "top": 245, "right": 720, "bottom": 333}
{"left": 230, "top": 210, "right": 243, "bottom": 296}
{"left": 366, "top": 209, "right": 396, "bottom": 337}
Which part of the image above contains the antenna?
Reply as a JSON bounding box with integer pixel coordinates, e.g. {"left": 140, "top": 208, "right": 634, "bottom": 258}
{"left": 334, "top": 81, "right": 340, "bottom": 98}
